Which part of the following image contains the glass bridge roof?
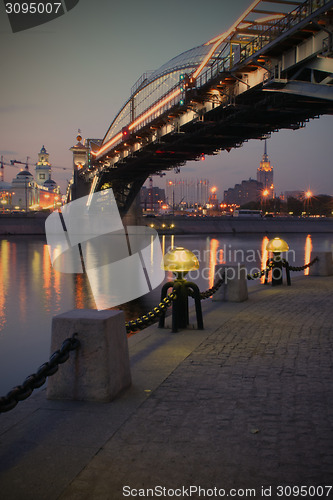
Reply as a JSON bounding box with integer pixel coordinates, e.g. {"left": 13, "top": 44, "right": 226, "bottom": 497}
{"left": 146, "top": 44, "right": 212, "bottom": 83}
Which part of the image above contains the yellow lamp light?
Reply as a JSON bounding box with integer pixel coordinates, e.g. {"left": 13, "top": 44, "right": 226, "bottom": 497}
{"left": 162, "top": 247, "right": 199, "bottom": 277}
{"left": 266, "top": 237, "right": 289, "bottom": 253}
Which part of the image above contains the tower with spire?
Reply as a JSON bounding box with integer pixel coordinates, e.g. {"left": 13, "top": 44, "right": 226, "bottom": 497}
{"left": 257, "top": 140, "right": 274, "bottom": 198}
{"left": 35, "top": 145, "right": 51, "bottom": 185}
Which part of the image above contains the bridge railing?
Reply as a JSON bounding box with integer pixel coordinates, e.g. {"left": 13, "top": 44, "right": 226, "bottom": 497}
{"left": 237, "top": 0, "right": 331, "bottom": 71}
{"left": 195, "top": 0, "right": 331, "bottom": 93}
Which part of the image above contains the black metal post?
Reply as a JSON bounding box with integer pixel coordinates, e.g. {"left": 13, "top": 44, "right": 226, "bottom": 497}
{"left": 271, "top": 252, "right": 283, "bottom": 286}
{"left": 159, "top": 278, "right": 204, "bottom": 333}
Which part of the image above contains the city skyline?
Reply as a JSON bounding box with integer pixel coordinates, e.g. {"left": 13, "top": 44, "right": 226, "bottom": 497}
{"left": 0, "top": 0, "right": 332, "bottom": 198}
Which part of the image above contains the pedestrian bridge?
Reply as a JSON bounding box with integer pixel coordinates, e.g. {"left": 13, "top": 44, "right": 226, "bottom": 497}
{"left": 72, "top": 0, "right": 333, "bottom": 213}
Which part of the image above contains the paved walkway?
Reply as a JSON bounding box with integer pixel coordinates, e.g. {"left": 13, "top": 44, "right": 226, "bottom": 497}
{"left": 0, "top": 275, "right": 333, "bottom": 499}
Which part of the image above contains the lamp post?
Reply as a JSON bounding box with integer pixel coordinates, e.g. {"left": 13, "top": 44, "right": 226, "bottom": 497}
{"left": 261, "top": 189, "right": 269, "bottom": 213}
{"left": 265, "top": 237, "right": 291, "bottom": 286}
{"left": 304, "top": 190, "right": 312, "bottom": 216}
{"left": 159, "top": 247, "right": 203, "bottom": 332}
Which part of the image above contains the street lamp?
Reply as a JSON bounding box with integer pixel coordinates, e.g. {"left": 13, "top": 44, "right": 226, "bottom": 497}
{"left": 265, "top": 237, "right": 290, "bottom": 286}
{"left": 261, "top": 189, "right": 269, "bottom": 212}
{"left": 304, "top": 190, "right": 312, "bottom": 216}
{"left": 159, "top": 247, "right": 203, "bottom": 332}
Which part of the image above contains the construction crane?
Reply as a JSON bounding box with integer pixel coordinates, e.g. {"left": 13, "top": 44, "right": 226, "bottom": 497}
{"left": 0, "top": 156, "right": 14, "bottom": 182}
{"left": 10, "top": 157, "right": 70, "bottom": 172}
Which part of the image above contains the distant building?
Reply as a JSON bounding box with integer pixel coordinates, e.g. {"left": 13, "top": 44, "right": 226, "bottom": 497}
{"left": 166, "top": 179, "right": 209, "bottom": 207}
{"left": 7, "top": 146, "right": 61, "bottom": 211}
{"left": 284, "top": 190, "right": 305, "bottom": 200}
{"left": 11, "top": 170, "right": 39, "bottom": 211}
{"left": 257, "top": 140, "right": 274, "bottom": 198}
{"left": 223, "top": 178, "right": 263, "bottom": 205}
{"left": 141, "top": 186, "right": 165, "bottom": 210}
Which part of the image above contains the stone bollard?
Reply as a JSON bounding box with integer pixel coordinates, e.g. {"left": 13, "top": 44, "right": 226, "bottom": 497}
{"left": 309, "top": 252, "right": 333, "bottom": 277}
{"left": 212, "top": 264, "right": 248, "bottom": 302}
{"left": 47, "top": 309, "right": 131, "bottom": 402}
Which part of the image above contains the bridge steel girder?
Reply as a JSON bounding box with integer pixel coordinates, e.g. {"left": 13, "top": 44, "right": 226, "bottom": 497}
{"left": 81, "top": 0, "right": 333, "bottom": 214}
{"left": 93, "top": 88, "right": 332, "bottom": 212}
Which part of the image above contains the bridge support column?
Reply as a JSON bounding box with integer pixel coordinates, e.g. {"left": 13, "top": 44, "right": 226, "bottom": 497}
{"left": 47, "top": 309, "right": 131, "bottom": 402}
{"left": 69, "top": 132, "right": 91, "bottom": 201}
{"left": 213, "top": 264, "right": 248, "bottom": 302}
{"left": 122, "top": 193, "right": 143, "bottom": 227}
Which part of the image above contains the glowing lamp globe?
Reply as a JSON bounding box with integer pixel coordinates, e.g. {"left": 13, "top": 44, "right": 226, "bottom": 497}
{"left": 162, "top": 247, "right": 199, "bottom": 278}
{"left": 266, "top": 237, "right": 289, "bottom": 253}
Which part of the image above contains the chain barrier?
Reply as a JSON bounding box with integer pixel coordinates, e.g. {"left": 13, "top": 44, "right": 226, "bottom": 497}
{"left": 0, "top": 334, "right": 80, "bottom": 414}
{"left": 188, "top": 275, "right": 225, "bottom": 300}
{"left": 125, "top": 291, "right": 177, "bottom": 333}
{"left": 247, "top": 257, "right": 319, "bottom": 280}
{"left": 283, "top": 256, "right": 319, "bottom": 272}
{"left": 247, "top": 262, "right": 274, "bottom": 280}
{"left": 127, "top": 256, "right": 319, "bottom": 334}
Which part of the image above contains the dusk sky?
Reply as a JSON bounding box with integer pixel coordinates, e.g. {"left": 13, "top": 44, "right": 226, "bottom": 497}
{"left": 0, "top": 0, "right": 332, "bottom": 197}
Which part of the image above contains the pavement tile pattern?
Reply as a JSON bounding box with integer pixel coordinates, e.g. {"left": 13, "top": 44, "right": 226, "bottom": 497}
{"left": 59, "top": 276, "right": 333, "bottom": 499}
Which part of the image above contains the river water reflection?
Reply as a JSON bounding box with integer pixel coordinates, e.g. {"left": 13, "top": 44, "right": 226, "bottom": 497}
{"left": 0, "top": 233, "right": 332, "bottom": 394}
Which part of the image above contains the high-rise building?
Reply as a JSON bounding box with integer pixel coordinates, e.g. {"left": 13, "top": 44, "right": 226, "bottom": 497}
{"left": 257, "top": 140, "right": 274, "bottom": 198}
{"left": 166, "top": 179, "right": 209, "bottom": 207}
{"left": 223, "top": 178, "right": 263, "bottom": 205}
{"left": 140, "top": 186, "right": 165, "bottom": 210}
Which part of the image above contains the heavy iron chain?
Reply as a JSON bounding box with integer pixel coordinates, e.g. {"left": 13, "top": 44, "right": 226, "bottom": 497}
{"left": 283, "top": 256, "right": 319, "bottom": 272}
{"left": 188, "top": 275, "right": 225, "bottom": 300}
{"left": 126, "top": 291, "right": 177, "bottom": 334}
{"left": 247, "top": 261, "right": 274, "bottom": 280}
{"left": 126, "top": 255, "right": 319, "bottom": 335}
{"left": 0, "top": 334, "right": 80, "bottom": 414}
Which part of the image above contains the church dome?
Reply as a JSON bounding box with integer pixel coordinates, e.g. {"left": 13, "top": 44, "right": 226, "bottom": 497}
{"left": 40, "top": 145, "right": 47, "bottom": 154}
{"left": 16, "top": 170, "right": 33, "bottom": 178}
{"left": 43, "top": 178, "right": 57, "bottom": 192}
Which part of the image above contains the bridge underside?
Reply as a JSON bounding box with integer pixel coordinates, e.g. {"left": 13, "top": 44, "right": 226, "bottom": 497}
{"left": 93, "top": 86, "right": 332, "bottom": 214}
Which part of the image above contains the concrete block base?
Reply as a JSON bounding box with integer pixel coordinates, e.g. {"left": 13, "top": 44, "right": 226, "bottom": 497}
{"left": 47, "top": 309, "right": 131, "bottom": 402}
{"left": 213, "top": 264, "right": 248, "bottom": 302}
{"left": 309, "top": 252, "right": 333, "bottom": 276}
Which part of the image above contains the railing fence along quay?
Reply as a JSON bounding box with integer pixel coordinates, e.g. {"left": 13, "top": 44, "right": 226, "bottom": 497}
{"left": 0, "top": 254, "right": 324, "bottom": 413}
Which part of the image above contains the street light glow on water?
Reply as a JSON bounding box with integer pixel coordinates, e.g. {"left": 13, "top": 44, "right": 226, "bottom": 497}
{"left": 0, "top": 232, "right": 332, "bottom": 394}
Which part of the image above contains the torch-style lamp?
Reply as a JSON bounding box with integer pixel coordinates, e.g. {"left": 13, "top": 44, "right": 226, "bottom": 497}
{"left": 265, "top": 237, "right": 291, "bottom": 286}
{"left": 159, "top": 247, "right": 203, "bottom": 332}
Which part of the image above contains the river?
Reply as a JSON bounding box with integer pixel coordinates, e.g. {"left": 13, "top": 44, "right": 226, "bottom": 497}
{"left": 1, "top": 232, "right": 333, "bottom": 395}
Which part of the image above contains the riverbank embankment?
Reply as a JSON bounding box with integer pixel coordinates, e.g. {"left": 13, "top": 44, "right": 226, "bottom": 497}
{"left": 151, "top": 215, "right": 333, "bottom": 234}
{"left": 1, "top": 213, "right": 333, "bottom": 235}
